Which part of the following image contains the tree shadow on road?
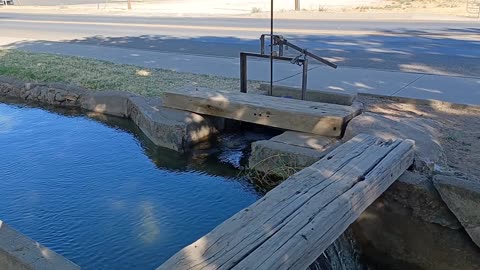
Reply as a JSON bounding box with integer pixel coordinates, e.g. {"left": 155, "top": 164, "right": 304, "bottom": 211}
{"left": 3, "top": 27, "right": 479, "bottom": 77}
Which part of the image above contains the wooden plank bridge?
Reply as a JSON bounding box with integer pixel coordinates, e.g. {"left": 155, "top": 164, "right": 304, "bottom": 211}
{"left": 162, "top": 88, "right": 361, "bottom": 137}
{"left": 158, "top": 134, "right": 415, "bottom": 270}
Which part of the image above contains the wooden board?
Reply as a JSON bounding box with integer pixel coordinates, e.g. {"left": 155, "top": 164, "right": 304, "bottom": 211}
{"left": 162, "top": 88, "right": 361, "bottom": 137}
{"left": 157, "top": 134, "right": 415, "bottom": 270}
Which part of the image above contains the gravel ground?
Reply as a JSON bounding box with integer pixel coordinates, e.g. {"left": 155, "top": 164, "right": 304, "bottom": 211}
{"left": 359, "top": 94, "right": 480, "bottom": 182}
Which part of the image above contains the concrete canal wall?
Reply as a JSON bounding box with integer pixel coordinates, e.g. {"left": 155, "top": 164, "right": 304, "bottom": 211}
{"left": 0, "top": 76, "right": 223, "bottom": 152}
{"left": 1, "top": 75, "right": 479, "bottom": 270}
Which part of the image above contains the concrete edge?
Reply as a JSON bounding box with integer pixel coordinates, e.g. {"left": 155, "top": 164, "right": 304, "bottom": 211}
{"left": 432, "top": 175, "right": 480, "bottom": 248}
{"left": 433, "top": 175, "right": 480, "bottom": 194}
{"left": 248, "top": 131, "right": 340, "bottom": 178}
{"left": 358, "top": 92, "right": 480, "bottom": 111}
{"left": 0, "top": 77, "right": 220, "bottom": 152}
{"left": 0, "top": 220, "right": 80, "bottom": 270}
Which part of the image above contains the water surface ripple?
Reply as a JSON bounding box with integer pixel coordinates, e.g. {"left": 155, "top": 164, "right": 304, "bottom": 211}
{"left": 0, "top": 102, "right": 261, "bottom": 270}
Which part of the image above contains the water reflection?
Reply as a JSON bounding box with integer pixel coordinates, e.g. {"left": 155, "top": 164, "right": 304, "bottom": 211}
{"left": 0, "top": 114, "right": 14, "bottom": 133}
{"left": 137, "top": 201, "right": 161, "bottom": 244}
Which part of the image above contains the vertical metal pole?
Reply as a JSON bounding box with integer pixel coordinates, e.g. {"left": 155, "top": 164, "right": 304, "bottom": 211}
{"left": 269, "top": 0, "right": 274, "bottom": 96}
{"left": 301, "top": 59, "right": 308, "bottom": 100}
{"left": 295, "top": 0, "right": 300, "bottom": 11}
{"left": 240, "top": 53, "right": 248, "bottom": 93}
{"left": 260, "top": 35, "right": 265, "bottom": 55}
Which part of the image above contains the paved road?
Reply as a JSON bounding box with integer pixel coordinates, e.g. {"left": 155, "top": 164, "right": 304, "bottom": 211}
{"left": 0, "top": 12, "right": 479, "bottom": 76}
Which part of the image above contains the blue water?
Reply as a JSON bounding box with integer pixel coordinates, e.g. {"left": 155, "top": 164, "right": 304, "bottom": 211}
{"left": 0, "top": 102, "right": 261, "bottom": 270}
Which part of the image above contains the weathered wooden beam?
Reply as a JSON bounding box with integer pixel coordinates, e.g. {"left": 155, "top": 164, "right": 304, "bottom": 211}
{"left": 157, "top": 134, "right": 415, "bottom": 270}
{"left": 162, "top": 88, "right": 361, "bottom": 137}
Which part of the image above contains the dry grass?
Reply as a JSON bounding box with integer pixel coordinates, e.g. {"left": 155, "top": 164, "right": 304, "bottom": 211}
{"left": 0, "top": 49, "right": 258, "bottom": 96}
{"left": 351, "top": 0, "right": 467, "bottom": 15}
{"left": 244, "top": 154, "right": 304, "bottom": 192}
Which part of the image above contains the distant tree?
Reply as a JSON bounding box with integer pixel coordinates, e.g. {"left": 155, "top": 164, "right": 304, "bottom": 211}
{"left": 127, "top": 0, "right": 132, "bottom": 10}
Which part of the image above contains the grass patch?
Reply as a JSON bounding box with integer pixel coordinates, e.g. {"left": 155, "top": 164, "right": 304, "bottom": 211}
{"left": 0, "top": 50, "right": 256, "bottom": 96}
{"left": 244, "top": 153, "right": 304, "bottom": 193}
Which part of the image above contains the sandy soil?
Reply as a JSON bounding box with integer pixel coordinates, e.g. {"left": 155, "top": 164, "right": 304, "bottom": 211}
{"left": 358, "top": 95, "right": 480, "bottom": 182}
{"left": 1, "top": 0, "right": 477, "bottom": 19}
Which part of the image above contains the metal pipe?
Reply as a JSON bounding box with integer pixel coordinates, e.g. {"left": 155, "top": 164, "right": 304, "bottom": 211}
{"left": 302, "top": 59, "right": 308, "bottom": 100}
{"left": 281, "top": 39, "right": 337, "bottom": 69}
{"left": 269, "top": 0, "right": 274, "bottom": 96}
{"left": 240, "top": 52, "right": 306, "bottom": 62}
{"left": 260, "top": 35, "right": 265, "bottom": 55}
{"left": 260, "top": 34, "right": 337, "bottom": 69}
{"left": 240, "top": 53, "right": 248, "bottom": 93}
{"left": 239, "top": 53, "right": 307, "bottom": 95}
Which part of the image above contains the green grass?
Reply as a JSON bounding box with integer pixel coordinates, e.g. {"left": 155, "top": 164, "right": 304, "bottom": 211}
{"left": 0, "top": 50, "right": 256, "bottom": 96}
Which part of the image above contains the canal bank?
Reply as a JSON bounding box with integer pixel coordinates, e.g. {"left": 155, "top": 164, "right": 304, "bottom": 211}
{"left": 1, "top": 75, "right": 479, "bottom": 269}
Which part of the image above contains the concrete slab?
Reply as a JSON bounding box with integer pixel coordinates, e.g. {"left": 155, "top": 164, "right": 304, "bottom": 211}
{"left": 433, "top": 175, "right": 480, "bottom": 249}
{"left": 80, "top": 90, "right": 134, "bottom": 117}
{"left": 344, "top": 112, "right": 446, "bottom": 172}
{"left": 395, "top": 75, "right": 480, "bottom": 106}
{"left": 270, "top": 131, "right": 339, "bottom": 151}
{"left": 276, "top": 66, "right": 423, "bottom": 96}
{"left": 0, "top": 220, "right": 80, "bottom": 270}
{"left": 385, "top": 171, "right": 461, "bottom": 229}
{"left": 249, "top": 140, "right": 326, "bottom": 175}
{"left": 249, "top": 131, "right": 339, "bottom": 179}
{"left": 127, "top": 96, "right": 222, "bottom": 152}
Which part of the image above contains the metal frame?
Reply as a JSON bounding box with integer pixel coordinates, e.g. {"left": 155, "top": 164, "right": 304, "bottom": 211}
{"left": 240, "top": 52, "right": 309, "bottom": 100}
{"left": 0, "top": 0, "right": 14, "bottom": 5}
{"left": 260, "top": 34, "right": 337, "bottom": 69}
{"left": 240, "top": 34, "right": 337, "bottom": 100}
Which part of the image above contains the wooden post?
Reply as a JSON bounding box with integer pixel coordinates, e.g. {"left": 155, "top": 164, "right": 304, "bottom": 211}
{"left": 127, "top": 0, "right": 132, "bottom": 10}
{"left": 295, "top": 0, "right": 300, "bottom": 11}
{"left": 158, "top": 134, "right": 415, "bottom": 270}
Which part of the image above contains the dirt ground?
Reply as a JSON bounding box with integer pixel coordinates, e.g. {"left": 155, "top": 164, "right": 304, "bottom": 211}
{"left": 2, "top": 0, "right": 476, "bottom": 19}
{"left": 358, "top": 95, "right": 480, "bottom": 182}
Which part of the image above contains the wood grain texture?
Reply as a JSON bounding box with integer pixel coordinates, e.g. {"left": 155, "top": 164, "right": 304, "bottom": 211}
{"left": 162, "top": 88, "right": 361, "bottom": 137}
{"left": 157, "top": 134, "right": 414, "bottom": 270}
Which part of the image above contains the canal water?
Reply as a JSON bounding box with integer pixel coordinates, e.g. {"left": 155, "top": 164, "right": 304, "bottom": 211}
{"left": 0, "top": 101, "right": 264, "bottom": 270}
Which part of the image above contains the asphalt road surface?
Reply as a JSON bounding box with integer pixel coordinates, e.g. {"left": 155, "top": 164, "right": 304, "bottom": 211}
{"left": 0, "top": 12, "right": 479, "bottom": 76}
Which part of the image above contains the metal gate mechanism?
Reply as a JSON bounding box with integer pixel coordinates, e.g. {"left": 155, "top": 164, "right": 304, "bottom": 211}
{"left": 240, "top": 34, "right": 338, "bottom": 100}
